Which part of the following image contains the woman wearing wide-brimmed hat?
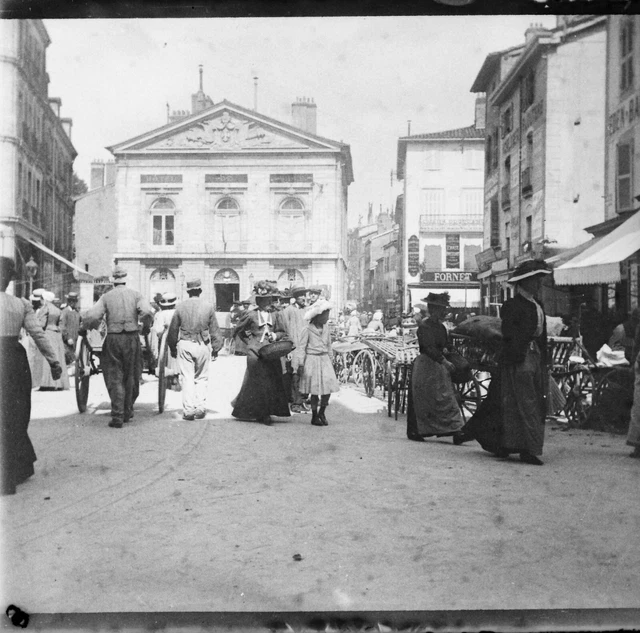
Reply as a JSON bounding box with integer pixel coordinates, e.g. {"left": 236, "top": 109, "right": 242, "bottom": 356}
{"left": 231, "top": 281, "right": 290, "bottom": 425}
{"left": 406, "top": 292, "right": 465, "bottom": 443}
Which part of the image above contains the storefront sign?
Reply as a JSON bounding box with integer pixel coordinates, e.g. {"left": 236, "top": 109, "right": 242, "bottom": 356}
{"left": 407, "top": 235, "right": 420, "bottom": 277}
{"left": 476, "top": 247, "right": 498, "bottom": 271}
{"left": 445, "top": 234, "right": 460, "bottom": 269}
{"left": 607, "top": 91, "right": 640, "bottom": 137}
{"left": 420, "top": 271, "right": 478, "bottom": 284}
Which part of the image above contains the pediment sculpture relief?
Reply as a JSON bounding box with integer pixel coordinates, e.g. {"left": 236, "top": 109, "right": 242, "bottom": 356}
{"left": 150, "top": 111, "right": 307, "bottom": 150}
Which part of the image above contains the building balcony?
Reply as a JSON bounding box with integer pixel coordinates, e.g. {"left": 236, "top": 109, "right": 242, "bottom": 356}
{"left": 521, "top": 167, "right": 533, "bottom": 197}
{"left": 500, "top": 184, "right": 511, "bottom": 210}
{"left": 419, "top": 214, "right": 483, "bottom": 233}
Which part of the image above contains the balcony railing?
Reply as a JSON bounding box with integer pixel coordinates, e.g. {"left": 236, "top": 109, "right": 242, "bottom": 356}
{"left": 501, "top": 184, "right": 511, "bottom": 210}
{"left": 419, "top": 213, "right": 483, "bottom": 233}
{"left": 521, "top": 167, "right": 532, "bottom": 197}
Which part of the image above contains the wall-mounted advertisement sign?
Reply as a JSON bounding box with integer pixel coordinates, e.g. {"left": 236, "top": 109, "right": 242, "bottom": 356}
{"left": 408, "top": 235, "right": 420, "bottom": 277}
{"left": 420, "top": 271, "right": 478, "bottom": 285}
{"left": 445, "top": 234, "right": 460, "bottom": 269}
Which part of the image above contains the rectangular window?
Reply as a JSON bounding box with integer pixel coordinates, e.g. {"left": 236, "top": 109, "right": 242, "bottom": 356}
{"left": 422, "top": 189, "right": 445, "bottom": 216}
{"left": 617, "top": 141, "right": 633, "bottom": 211}
{"left": 620, "top": 20, "right": 635, "bottom": 94}
{"left": 153, "top": 214, "right": 175, "bottom": 246}
{"left": 423, "top": 245, "right": 442, "bottom": 271}
{"left": 525, "top": 216, "right": 532, "bottom": 244}
{"left": 18, "top": 163, "right": 22, "bottom": 201}
{"left": 461, "top": 189, "right": 484, "bottom": 215}
{"left": 463, "top": 149, "right": 482, "bottom": 170}
{"left": 490, "top": 198, "right": 500, "bottom": 247}
{"left": 424, "top": 149, "right": 441, "bottom": 170}
{"left": 501, "top": 106, "right": 513, "bottom": 138}
{"left": 464, "top": 244, "right": 481, "bottom": 271}
{"left": 522, "top": 70, "right": 535, "bottom": 109}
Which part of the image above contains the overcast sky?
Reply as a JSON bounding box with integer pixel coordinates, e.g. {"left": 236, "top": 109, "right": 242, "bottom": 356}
{"left": 44, "top": 16, "right": 556, "bottom": 226}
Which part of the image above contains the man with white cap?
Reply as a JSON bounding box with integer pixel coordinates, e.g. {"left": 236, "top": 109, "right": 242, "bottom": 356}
{"left": 82, "top": 265, "right": 154, "bottom": 428}
{"left": 60, "top": 291, "right": 81, "bottom": 363}
{"left": 280, "top": 286, "right": 308, "bottom": 412}
{"left": 167, "top": 278, "right": 223, "bottom": 420}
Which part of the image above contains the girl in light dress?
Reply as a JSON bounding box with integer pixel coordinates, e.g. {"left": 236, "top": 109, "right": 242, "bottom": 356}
{"left": 297, "top": 299, "right": 340, "bottom": 426}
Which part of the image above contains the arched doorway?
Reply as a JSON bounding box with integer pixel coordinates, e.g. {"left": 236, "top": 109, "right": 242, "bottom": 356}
{"left": 214, "top": 268, "right": 240, "bottom": 312}
{"left": 278, "top": 268, "right": 305, "bottom": 292}
{"left": 149, "top": 267, "right": 176, "bottom": 302}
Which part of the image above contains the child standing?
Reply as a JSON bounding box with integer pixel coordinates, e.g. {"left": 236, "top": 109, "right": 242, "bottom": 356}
{"left": 298, "top": 299, "right": 340, "bottom": 426}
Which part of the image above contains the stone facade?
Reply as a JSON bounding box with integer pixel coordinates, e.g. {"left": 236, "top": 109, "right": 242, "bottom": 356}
{"left": 107, "top": 98, "right": 352, "bottom": 313}
{"left": 0, "top": 19, "right": 78, "bottom": 297}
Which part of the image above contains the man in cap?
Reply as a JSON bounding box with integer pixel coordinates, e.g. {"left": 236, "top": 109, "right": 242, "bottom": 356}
{"left": 167, "top": 278, "right": 223, "bottom": 420}
{"left": 307, "top": 286, "right": 322, "bottom": 306}
{"left": 60, "top": 292, "right": 81, "bottom": 364}
{"left": 280, "top": 286, "right": 308, "bottom": 412}
{"left": 82, "top": 265, "right": 154, "bottom": 428}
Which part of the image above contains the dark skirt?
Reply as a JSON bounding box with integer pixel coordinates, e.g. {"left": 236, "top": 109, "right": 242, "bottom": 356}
{"left": 407, "top": 354, "right": 463, "bottom": 437}
{"left": 231, "top": 350, "right": 290, "bottom": 420}
{"left": 1, "top": 338, "right": 36, "bottom": 495}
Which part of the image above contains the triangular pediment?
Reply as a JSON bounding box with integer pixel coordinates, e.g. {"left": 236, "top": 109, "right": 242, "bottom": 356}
{"left": 109, "top": 101, "right": 341, "bottom": 154}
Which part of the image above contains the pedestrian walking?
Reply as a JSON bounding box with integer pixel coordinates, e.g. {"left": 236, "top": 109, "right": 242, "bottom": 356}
{"left": 231, "top": 280, "right": 290, "bottom": 425}
{"left": 60, "top": 291, "right": 81, "bottom": 365}
{"left": 498, "top": 260, "right": 551, "bottom": 465}
{"left": 346, "top": 310, "right": 361, "bottom": 338}
{"left": 167, "top": 280, "right": 223, "bottom": 420}
{"left": 0, "top": 257, "right": 62, "bottom": 496}
{"left": 406, "top": 292, "right": 465, "bottom": 444}
{"left": 279, "top": 286, "right": 308, "bottom": 413}
{"left": 152, "top": 292, "right": 179, "bottom": 389}
{"left": 81, "top": 265, "right": 154, "bottom": 428}
{"left": 298, "top": 299, "right": 339, "bottom": 426}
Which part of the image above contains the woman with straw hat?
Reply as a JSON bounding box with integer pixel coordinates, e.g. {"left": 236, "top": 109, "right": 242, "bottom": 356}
{"left": 406, "top": 292, "right": 465, "bottom": 444}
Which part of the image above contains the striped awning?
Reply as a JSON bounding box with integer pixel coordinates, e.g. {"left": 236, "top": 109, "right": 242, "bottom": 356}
{"left": 26, "top": 238, "right": 94, "bottom": 281}
{"left": 554, "top": 210, "right": 640, "bottom": 286}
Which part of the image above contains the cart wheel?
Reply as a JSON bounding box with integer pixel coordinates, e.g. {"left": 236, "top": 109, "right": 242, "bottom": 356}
{"left": 361, "top": 351, "right": 377, "bottom": 398}
{"left": 158, "top": 331, "right": 170, "bottom": 413}
{"left": 456, "top": 375, "right": 482, "bottom": 423}
{"left": 562, "top": 366, "right": 595, "bottom": 428}
{"left": 387, "top": 360, "right": 394, "bottom": 417}
{"left": 74, "top": 335, "right": 91, "bottom": 413}
{"left": 472, "top": 369, "right": 492, "bottom": 400}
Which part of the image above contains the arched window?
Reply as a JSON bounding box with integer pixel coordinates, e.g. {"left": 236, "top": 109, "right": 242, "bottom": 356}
{"left": 280, "top": 197, "right": 304, "bottom": 212}
{"left": 278, "top": 198, "right": 305, "bottom": 251}
{"left": 149, "top": 267, "right": 176, "bottom": 299}
{"left": 214, "top": 268, "right": 240, "bottom": 312}
{"left": 216, "top": 197, "right": 240, "bottom": 212}
{"left": 151, "top": 197, "right": 175, "bottom": 246}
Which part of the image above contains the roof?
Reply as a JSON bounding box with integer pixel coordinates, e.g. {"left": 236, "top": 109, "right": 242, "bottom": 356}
{"left": 107, "top": 98, "right": 353, "bottom": 184}
{"left": 396, "top": 125, "right": 485, "bottom": 177}
{"left": 469, "top": 44, "right": 523, "bottom": 93}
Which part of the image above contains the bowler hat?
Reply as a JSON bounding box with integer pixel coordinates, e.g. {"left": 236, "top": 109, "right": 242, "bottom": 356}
{"left": 110, "top": 265, "right": 128, "bottom": 284}
{"left": 507, "top": 260, "right": 552, "bottom": 284}
{"left": 186, "top": 278, "right": 202, "bottom": 290}
{"left": 422, "top": 292, "right": 450, "bottom": 308}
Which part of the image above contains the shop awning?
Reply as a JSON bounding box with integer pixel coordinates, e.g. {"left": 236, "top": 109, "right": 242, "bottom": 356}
{"left": 409, "top": 287, "right": 480, "bottom": 308}
{"left": 26, "top": 238, "right": 94, "bottom": 281}
{"left": 554, "top": 210, "right": 640, "bottom": 286}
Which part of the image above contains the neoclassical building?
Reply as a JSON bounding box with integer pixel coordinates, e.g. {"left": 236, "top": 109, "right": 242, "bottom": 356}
{"left": 106, "top": 86, "right": 353, "bottom": 313}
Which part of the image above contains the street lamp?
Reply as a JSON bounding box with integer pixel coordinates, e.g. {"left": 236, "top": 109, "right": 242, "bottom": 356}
{"left": 25, "top": 256, "right": 38, "bottom": 297}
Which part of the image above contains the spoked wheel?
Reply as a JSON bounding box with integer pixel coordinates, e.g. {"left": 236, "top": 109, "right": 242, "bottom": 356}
{"left": 74, "top": 335, "right": 92, "bottom": 413}
{"left": 333, "top": 353, "right": 349, "bottom": 384}
{"left": 561, "top": 366, "right": 595, "bottom": 428}
{"left": 455, "top": 375, "right": 482, "bottom": 423}
{"left": 157, "top": 331, "right": 170, "bottom": 413}
{"left": 355, "top": 350, "right": 377, "bottom": 397}
{"left": 472, "top": 369, "right": 492, "bottom": 400}
{"left": 387, "top": 360, "right": 394, "bottom": 417}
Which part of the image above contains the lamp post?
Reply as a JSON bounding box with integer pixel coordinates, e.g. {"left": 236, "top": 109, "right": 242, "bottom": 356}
{"left": 25, "top": 256, "right": 38, "bottom": 297}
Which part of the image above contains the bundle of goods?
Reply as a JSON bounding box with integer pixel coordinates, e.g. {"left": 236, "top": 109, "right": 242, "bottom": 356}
{"left": 452, "top": 315, "right": 502, "bottom": 350}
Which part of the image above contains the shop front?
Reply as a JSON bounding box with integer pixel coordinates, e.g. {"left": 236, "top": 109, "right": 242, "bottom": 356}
{"left": 408, "top": 270, "right": 480, "bottom": 316}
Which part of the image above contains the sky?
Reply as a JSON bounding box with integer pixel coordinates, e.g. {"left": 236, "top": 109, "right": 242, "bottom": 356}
{"left": 44, "top": 16, "right": 557, "bottom": 227}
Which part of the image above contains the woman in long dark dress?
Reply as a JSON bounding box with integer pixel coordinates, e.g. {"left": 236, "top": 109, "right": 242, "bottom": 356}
{"left": 0, "top": 257, "right": 62, "bottom": 496}
{"left": 406, "top": 292, "right": 465, "bottom": 444}
{"left": 458, "top": 260, "right": 551, "bottom": 465}
{"left": 231, "top": 281, "right": 290, "bottom": 425}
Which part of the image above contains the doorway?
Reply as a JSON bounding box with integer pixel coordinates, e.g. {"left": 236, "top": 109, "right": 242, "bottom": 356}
{"left": 215, "top": 283, "right": 239, "bottom": 312}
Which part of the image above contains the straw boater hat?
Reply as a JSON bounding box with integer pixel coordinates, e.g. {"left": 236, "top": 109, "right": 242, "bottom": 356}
{"left": 43, "top": 290, "right": 56, "bottom": 303}
{"left": 422, "top": 292, "right": 451, "bottom": 308}
{"left": 159, "top": 292, "right": 177, "bottom": 307}
{"left": 66, "top": 291, "right": 79, "bottom": 301}
{"left": 305, "top": 298, "right": 333, "bottom": 322}
{"left": 507, "top": 260, "right": 552, "bottom": 284}
{"left": 110, "top": 265, "right": 128, "bottom": 284}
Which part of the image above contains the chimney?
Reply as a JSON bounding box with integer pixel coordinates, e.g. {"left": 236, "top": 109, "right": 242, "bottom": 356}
{"left": 291, "top": 97, "right": 317, "bottom": 135}
{"left": 90, "top": 160, "right": 105, "bottom": 191}
{"left": 48, "top": 97, "right": 61, "bottom": 118}
{"left": 105, "top": 161, "right": 116, "bottom": 186}
{"left": 474, "top": 95, "right": 486, "bottom": 130}
{"left": 525, "top": 22, "right": 549, "bottom": 45}
{"left": 61, "top": 117, "right": 73, "bottom": 141}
